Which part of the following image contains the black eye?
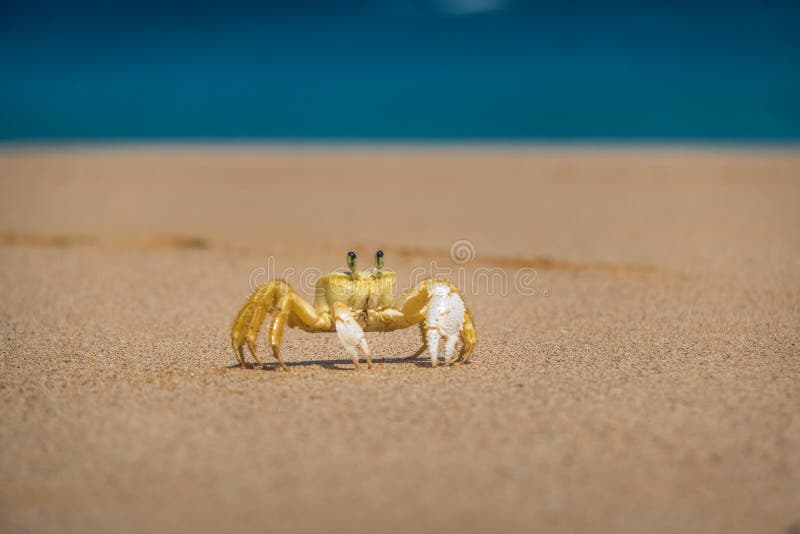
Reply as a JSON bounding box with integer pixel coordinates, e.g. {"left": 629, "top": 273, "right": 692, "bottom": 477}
{"left": 376, "top": 250, "right": 384, "bottom": 258}
{"left": 348, "top": 251, "right": 356, "bottom": 259}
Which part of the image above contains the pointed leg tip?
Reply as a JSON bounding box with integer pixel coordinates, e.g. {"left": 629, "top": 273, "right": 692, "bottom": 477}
{"left": 270, "top": 347, "right": 291, "bottom": 372}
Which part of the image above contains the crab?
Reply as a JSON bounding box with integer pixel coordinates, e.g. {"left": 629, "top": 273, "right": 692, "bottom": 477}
{"left": 231, "top": 250, "right": 477, "bottom": 371}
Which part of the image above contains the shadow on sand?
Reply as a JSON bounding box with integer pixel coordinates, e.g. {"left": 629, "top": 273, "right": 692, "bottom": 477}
{"left": 223, "top": 355, "right": 443, "bottom": 372}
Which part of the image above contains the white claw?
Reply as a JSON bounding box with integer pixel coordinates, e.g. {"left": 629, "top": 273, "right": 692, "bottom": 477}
{"left": 334, "top": 306, "right": 371, "bottom": 367}
{"left": 426, "top": 329, "right": 440, "bottom": 367}
{"left": 444, "top": 334, "right": 458, "bottom": 363}
{"left": 425, "top": 283, "right": 465, "bottom": 366}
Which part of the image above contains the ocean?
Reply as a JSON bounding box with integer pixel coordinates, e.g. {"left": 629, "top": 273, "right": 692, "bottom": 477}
{"left": 1, "top": 0, "right": 798, "bottom": 141}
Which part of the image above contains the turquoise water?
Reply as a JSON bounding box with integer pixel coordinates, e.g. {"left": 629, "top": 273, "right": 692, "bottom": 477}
{"left": 1, "top": 1, "right": 798, "bottom": 141}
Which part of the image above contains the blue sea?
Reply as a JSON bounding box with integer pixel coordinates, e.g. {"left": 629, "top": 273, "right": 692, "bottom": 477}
{"left": 1, "top": 1, "right": 798, "bottom": 141}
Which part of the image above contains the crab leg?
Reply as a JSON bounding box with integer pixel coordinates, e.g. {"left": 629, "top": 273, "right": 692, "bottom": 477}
{"left": 231, "top": 280, "right": 331, "bottom": 371}
{"left": 267, "top": 294, "right": 292, "bottom": 371}
{"left": 231, "top": 280, "right": 287, "bottom": 368}
{"left": 405, "top": 323, "right": 428, "bottom": 359}
{"left": 444, "top": 309, "right": 477, "bottom": 365}
{"left": 455, "top": 309, "right": 478, "bottom": 364}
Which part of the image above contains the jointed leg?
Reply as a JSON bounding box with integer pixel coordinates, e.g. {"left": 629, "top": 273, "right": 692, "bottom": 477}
{"left": 446, "top": 309, "right": 477, "bottom": 365}
{"left": 232, "top": 281, "right": 287, "bottom": 368}
{"left": 231, "top": 280, "right": 330, "bottom": 371}
{"left": 267, "top": 294, "right": 292, "bottom": 371}
{"left": 458, "top": 309, "right": 478, "bottom": 363}
{"left": 405, "top": 323, "right": 428, "bottom": 359}
{"left": 245, "top": 302, "right": 269, "bottom": 367}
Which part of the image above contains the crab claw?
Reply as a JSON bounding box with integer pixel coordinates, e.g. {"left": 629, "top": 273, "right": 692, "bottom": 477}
{"left": 425, "top": 282, "right": 466, "bottom": 367}
{"left": 333, "top": 302, "right": 373, "bottom": 369}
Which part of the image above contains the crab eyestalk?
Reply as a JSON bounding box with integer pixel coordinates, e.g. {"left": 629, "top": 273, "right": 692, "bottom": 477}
{"left": 347, "top": 251, "right": 358, "bottom": 278}
{"left": 375, "top": 250, "right": 384, "bottom": 275}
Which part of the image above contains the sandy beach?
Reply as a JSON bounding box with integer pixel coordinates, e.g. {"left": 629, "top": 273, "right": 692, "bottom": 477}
{"left": 1, "top": 146, "right": 798, "bottom": 533}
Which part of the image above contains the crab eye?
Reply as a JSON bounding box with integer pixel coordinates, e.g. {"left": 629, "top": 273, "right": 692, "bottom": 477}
{"left": 375, "top": 250, "right": 384, "bottom": 270}
{"left": 346, "top": 251, "right": 357, "bottom": 271}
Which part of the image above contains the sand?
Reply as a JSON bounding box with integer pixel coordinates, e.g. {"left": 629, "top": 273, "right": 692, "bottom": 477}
{"left": 0, "top": 146, "right": 798, "bottom": 534}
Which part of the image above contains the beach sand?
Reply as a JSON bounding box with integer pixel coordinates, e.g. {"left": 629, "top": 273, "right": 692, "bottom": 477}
{"left": 1, "top": 147, "right": 798, "bottom": 533}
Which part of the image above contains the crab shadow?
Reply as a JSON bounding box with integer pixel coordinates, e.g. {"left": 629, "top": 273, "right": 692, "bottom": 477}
{"left": 225, "top": 356, "right": 437, "bottom": 372}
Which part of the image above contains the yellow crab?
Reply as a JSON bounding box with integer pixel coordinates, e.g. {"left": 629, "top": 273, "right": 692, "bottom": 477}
{"left": 231, "top": 250, "right": 477, "bottom": 371}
